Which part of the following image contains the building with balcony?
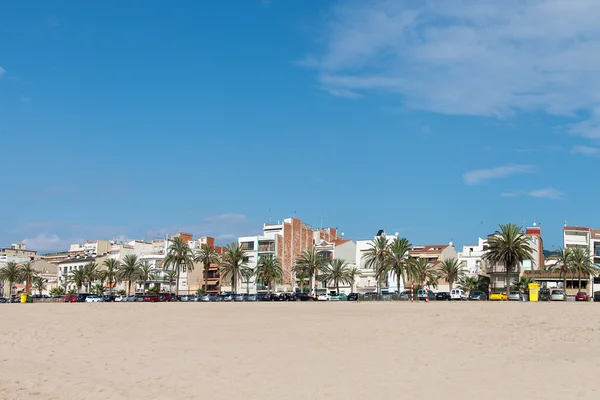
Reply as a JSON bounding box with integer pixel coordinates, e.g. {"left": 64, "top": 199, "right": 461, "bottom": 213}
{"left": 457, "top": 238, "right": 487, "bottom": 278}
{"left": 487, "top": 224, "right": 543, "bottom": 292}
{"left": 355, "top": 230, "right": 401, "bottom": 293}
{"left": 0, "top": 244, "right": 39, "bottom": 297}
{"left": 560, "top": 224, "right": 600, "bottom": 295}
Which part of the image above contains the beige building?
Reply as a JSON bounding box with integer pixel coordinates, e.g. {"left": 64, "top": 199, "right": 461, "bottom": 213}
{"left": 408, "top": 243, "right": 457, "bottom": 291}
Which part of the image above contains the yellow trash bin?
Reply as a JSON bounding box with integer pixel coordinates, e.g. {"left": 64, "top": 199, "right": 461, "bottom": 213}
{"left": 528, "top": 283, "right": 539, "bottom": 302}
{"left": 20, "top": 293, "right": 28, "bottom": 303}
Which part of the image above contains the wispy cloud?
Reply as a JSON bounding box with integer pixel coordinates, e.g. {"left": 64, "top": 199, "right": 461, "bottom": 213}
{"left": 528, "top": 188, "right": 564, "bottom": 200}
{"left": 304, "top": 0, "right": 600, "bottom": 131}
{"left": 571, "top": 145, "right": 600, "bottom": 156}
{"left": 463, "top": 164, "right": 536, "bottom": 185}
{"left": 22, "top": 233, "right": 75, "bottom": 253}
{"left": 500, "top": 192, "right": 519, "bottom": 197}
{"left": 0, "top": 66, "right": 5, "bottom": 78}
{"left": 203, "top": 213, "right": 247, "bottom": 223}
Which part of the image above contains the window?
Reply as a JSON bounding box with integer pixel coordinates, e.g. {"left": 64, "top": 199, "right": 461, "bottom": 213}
{"left": 595, "top": 244, "right": 600, "bottom": 257}
{"left": 240, "top": 241, "right": 254, "bottom": 251}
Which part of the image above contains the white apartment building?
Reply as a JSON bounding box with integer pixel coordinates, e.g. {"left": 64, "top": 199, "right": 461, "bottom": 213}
{"left": 355, "top": 231, "right": 400, "bottom": 294}
{"left": 457, "top": 238, "right": 487, "bottom": 278}
{"left": 561, "top": 224, "right": 600, "bottom": 294}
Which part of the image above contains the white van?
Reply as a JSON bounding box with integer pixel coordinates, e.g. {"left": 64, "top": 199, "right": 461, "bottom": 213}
{"left": 450, "top": 288, "right": 467, "bottom": 301}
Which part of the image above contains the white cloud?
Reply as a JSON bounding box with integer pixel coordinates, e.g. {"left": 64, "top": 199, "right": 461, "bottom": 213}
{"left": 22, "top": 233, "right": 73, "bottom": 253}
{"left": 306, "top": 0, "right": 600, "bottom": 126}
{"left": 463, "top": 164, "right": 535, "bottom": 185}
{"left": 0, "top": 66, "right": 5, "bottom": 77}
{"left": 571, "top": 145, "right": 600, "bottom": 156}
{"left": 203, "top": 213, "right": 247, "bottom": 223}
{"left": 500, "top": 192, "right": 519, "bottom": 197}
{"left": 528, "top": 188, "right": 564, "bottom": 200}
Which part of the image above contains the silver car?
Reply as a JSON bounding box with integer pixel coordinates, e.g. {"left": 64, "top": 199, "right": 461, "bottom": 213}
{"left": 508, "top": 291, "right": 522, "bottom": 301}
{"left": 551, "top": 289, "right": 565, "bottom": 301}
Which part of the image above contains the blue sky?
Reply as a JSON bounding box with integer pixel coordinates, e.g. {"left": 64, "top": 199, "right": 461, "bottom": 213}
{"left": 1, "top": 0, "right": 599, "bottom": 252}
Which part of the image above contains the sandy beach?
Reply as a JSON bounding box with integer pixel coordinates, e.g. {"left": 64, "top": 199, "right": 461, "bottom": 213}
{"left": 1, "top": 302, "right": 599, "bottom": 400}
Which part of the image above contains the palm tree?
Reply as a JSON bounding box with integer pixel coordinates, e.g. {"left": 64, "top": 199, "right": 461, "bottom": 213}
{"left": 163, "top": 237, "right": 195, "bottom": 295}
{"left": 569, "top": 247, "right": 597, "bottom": 291}
{"left": 91, "top": 283, "right": 105, "bottom": 296}
{"left": 484, "top": 223, "right": 534, "bottom": 298}
{"left": 439, "top": 258, "right": 464, "bottom": 293}
{"left": 548, "top": 247, "right": 573, "bottom": 301}
{"left": 32, "top": 276, "right": 47, "bottom": 296}
{"left": 195, "top": 243, "right": 220, "bottom": 293}
{"left": 347, "top": 266, "right": 359, "bottom": 293}
{"left": 68, "top": 268, "right": 86, "bottom": 294}
{"left": 19, "top": 262, "right": 38, "bottom": 295}
{"left": 137, "top": 262, "right": 153, "bottom": 294}
{"left": 361, "top": 236, "right": 391, "bottom": 294}
{"left": 319, "top": 258, "right": 351, "bottom": 295}
{"left": 0, "top": 262, "right": 21, "bottom": 299}
{"left": 387, "top": 237, "right": 411, "bottom": 297}
{"left": 293, "top": 247, "right": 328, "bottom": 295}
{"left": 219, "top": 242, "right": 250, "bottom": 294}
{"left": 255, "top": 255, "right": 283, "bottom": 294}
{"left": 164, "top": 270, "right": 177, "bottom": 294}
{"left": 49, "top": 287, "right": 65, "bottom": 297}
{"left": 410, "top": 258, "right": 439, "bottom": 288}
{"left": 83, "top": 262, "right": 100, "bottom": 292}
{"left": 103, "top": 258, "right": 121, "bottom": 295}
{"left": 457, "top": 275, "right": 479, "bottom": 295}
{"left": 118, "top": 254, "right": 142, "bottom": 296}
{"left": 514, "top": 276, "right": 533, "bottom": 295}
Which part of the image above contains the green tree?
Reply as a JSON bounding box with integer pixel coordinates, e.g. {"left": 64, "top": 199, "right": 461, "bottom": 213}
{"left": 293, "top": 247, "right": 328, "bottom": 295}
{"left": 548, "top": 248, "right": 573, "bottom": 301}
{"left": 118, "top": 254, "right": 142, "bottom": 296}
{"left": 347, "top": 266, "right": 359, "bottom": 293}
{"left": 410, "top": 258, "right": 439, "bottom": 288}
{"left": 457, "top": 275, "right": 479, "bottom": 295}
{"left": 361, "top": 236, "right": 391, "bottom": 294}
{"left": 91, "top": 283, "right": 105, "bottom": 296}
{"left": 163, "top": 237, "right": 195, "bottom": 295}
{"left": 255, "top": 255, "right": 283, "bottom": 294}
{"left": 195, "top": 244, "right": 220, "bottom": 293}
{"left": 103, "top": 258, "right": 121, "bottom": 295}
{"left": 0, "top": 262, "right": 22, "bottom": 299}
{"left": 32, "top": 275, "right": 47, "bottom": 296}
{"left": 514, "top": 276, "right": 533, "bottom": 294}
{"left": 83, "top": 262, "right": 100, "bottom": 292}
{"left": 164, "top": 269, "right": 177, "bottom": 294}
{"left": 137, "top": 261, "right": 153, "bottom": 294}
{"left": 569, "top": 247, "right": 596, "bottom": 291}
{"left": 68, "top": 268, "right": 86, "bottom": 294}
{"left": 319, "top": 258, "right": 351, "bottom": 295}
{"left": 386, "top": 237, "right": 412, "bottom": 298}
{"left": 219, "top": 242, "right": 250, "bottom": 294}
{"left": 483, "top": 223, "right": 534, "bottom": 298}
{"left": 439, "top": 258, "right": 464, "bottom": 293}
{"left": 148, "top": 286, "right": 160, "bottom": 295}
{"left": 49, "top": 287, "right": 65, "bottom": 297}
{"left": 19, "top": 262, "right": 38, "bottom": 295}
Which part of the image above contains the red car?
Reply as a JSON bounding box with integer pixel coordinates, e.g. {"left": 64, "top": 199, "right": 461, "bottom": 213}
{"left": 575, "top": 292, "right": 589, "bottom": 301}
{"left": 64, "top": 294, "right": 77, "bottom": 303}
{"left": 143, "top": 295, "right": 160, "bottom": 302}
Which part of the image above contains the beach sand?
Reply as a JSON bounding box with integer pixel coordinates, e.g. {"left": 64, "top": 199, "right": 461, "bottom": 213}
{"left": 1, "top": 302, "right": 599, "bottom": 400}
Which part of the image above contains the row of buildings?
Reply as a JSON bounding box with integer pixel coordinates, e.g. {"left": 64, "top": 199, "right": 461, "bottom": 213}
{"left": 1, "top": 217, "right": 599, "bottom": 297}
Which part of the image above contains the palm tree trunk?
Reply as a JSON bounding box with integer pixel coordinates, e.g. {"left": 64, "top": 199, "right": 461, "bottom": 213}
{"left": 127, "top": 281, "right": 131, "bottom": 296}
{"left": 397, "top": 276, "right": 401, "bottom": 301}
{"left": 563, "top": 272, "right": 567, "bottom": 302}
{"left": 204, "top": 264, "right": 209, "bottom": 293}
{"left": 449, "top": 280, "right": 453, "bottom": 294}
{"left": 336, "top": 280, "right": 339, "bottom": 296}
{"left": 505, "top": 267, "right": 510, "bottom": 298}
{"left": 175, "top": 263, "right": 181, "bottom": 296}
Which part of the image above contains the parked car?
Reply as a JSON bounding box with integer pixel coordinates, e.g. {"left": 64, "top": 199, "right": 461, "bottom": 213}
{"left": 102, "top": 295, "right": 116, "bottom": 302}
{"left": 260, "top": 293, "right": 275, "bottom": 301}
{"left": 575, "top": 291, "right": 589, "bottom": 301}
{"left": 200, "top": 294, "right": 211, "bottom": 302}
{"left": 417, "top": 289, "right": 435, "bottom": 301}
{"left": 539, "top": 288, "right": 551, "bottom": 301}
{"left": 64, "top": 294, "right": 78, "bottom": 303}
{"left": 490, "top": 292, "right": 508, "bottom": 301}
{"left": 347, "top": 293, "right": 359, "bottom": 301}
{"left": 508, "top": 291, "right": 522, "bottom": 301}
{"left": 76, "top": 293, "right": 92, "bottom": 303}
{"left": 450, "top": 288, "right": 467, "bottom": 300}
{"left": 159, "top": 293, "right": 175, "bottom": 302}
{"left": 188, "top": 295, "right": 200, "bottom": 302}
{"left": 594, "top": 292, "right": 600, "bottom": 302}
{"left": 143, "top": 295, "right": 160, "bottom": 302}
{"left": 436, "top": 292, "right": 451, "bottom": 301}
{"left": 0, "top": 297, "right": 7, "bottom": 303}
{"left": 246, "top": 294, "right": 257, "bottom": 302}
{"left": 234, "top": 294, "right": 245, "bottom": 302}
{"left": 330, "top": 293, "right": 348, "bottom": 301}
{"left": 551, "top": 289, "right": 566, "bottom": 301}
{"left": 84, "top": 295, "right": 104, "bottom": 303}
{"left": 221, "top": 294, "right": 233, "bottom": 302}
{"left": 468, "top": 291, "right": 488, "bottom": 301}
{"left": 317, "top": 293, "right": 330, "bottom": 301}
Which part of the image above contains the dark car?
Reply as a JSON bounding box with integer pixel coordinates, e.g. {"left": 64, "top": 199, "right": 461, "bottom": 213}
{"left": 287, "top": 293, "right": 313, "bottom": 301}
{"left": 468, "top": 291, "right": 488, "bottom": 301}
{"left": 347, "top": 293, "right": 360, "bottom": 301}
{"left": 575, "top": 292, "right": 589, "bottom": 301}
{"left": 260, "top": 293, "right": 276, "bottom": 301}
{"left": 0, "top": 297, "right": 7, "bottom": 303}
{"left": 417, "top": 289, "right": 435, "bottom": 301}
{"left": 594, "top": 292, "right": 600, "bottom": 302}
{"left": 435, "top": 292, "right": 451, "bottom": 301}
{"left": 102, "top": 295, "right": 116, "bottom": 302}
{"left": 539, "top": 288, "right": 551, "bottom": 301}
{"left": 221, "top": 294, "right": 233, "bottom": 302}
{"left": 246, "top": 294, "right": 258, "bottom": 302}
{"left": 76, "top": 293, "right": 92, "bottom": 303}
